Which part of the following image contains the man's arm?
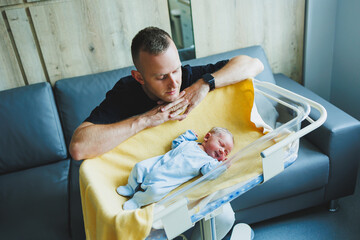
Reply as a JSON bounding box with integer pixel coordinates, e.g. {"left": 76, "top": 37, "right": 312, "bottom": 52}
{"left": 163, "top": 55, "right": 264, "bottom": 117}
{"left": 69, "top": 98, "right": 188, "bottom": 160}
{"left": 211, "top": 55, "right": 264, "bottom": 88}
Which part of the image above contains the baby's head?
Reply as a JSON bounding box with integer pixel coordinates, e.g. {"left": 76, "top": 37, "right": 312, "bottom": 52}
{"left": 201, "top": 127, "right": 234, "bottom": 162}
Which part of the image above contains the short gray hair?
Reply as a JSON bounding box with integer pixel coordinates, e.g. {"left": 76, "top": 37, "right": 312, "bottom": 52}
{"left": 131, "top": 27, "right": 171, "bottom": 68}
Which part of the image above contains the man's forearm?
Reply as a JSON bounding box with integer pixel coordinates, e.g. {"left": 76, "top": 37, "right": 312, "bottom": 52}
{"left": 212, "top": 55, "right": 264, "bottom": 88}
{"left": 69, "top": 115, "right": 146, "bottom": 160}
{"left": 69, "top": 100, "right": 188, "bottom": 160}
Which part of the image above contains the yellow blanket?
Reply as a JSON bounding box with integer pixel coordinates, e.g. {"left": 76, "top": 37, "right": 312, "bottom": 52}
{"left": 79, "top": 79, "right": 265, "bottom": 240}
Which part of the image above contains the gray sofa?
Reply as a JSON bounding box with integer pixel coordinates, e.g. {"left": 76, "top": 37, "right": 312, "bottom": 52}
{"left": 1, "top": 45, "right": 359, "bottom": 240}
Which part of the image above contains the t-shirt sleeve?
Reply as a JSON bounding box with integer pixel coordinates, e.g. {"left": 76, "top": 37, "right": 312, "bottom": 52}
{"left": 84, "top": 80, "right": 131, "bottom": 124}
{"left": 181, "top": 60, "right": 229, "bottom": 89}
{"left": 85, "top": 92, "right": 118, "bottom": 124}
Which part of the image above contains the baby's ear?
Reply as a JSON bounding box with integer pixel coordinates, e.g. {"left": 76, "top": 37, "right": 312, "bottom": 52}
{"left": 204, "top": 132, "right": 211, "bottom": 142}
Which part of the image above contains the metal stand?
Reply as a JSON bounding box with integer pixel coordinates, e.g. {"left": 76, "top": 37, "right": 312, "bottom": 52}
{"left": 328, "top": 199, "right": 339, "bottom": 212}
{"left": 199, "top": 217, "right": 217, "bottom": 240}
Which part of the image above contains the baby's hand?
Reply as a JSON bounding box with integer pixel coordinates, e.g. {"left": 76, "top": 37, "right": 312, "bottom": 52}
{"left": 190, "top": 130, "right": 198, "bottom": 137}
{"left": 224, "top": 158, "right": 232, "bottom": 169}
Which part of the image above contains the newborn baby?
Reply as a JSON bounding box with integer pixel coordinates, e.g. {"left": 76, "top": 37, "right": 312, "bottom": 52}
{"left": 117, "top": 127, "right": 234, "bottom": 210}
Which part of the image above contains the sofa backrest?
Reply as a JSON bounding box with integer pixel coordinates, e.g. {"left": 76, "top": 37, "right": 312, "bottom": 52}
{"left": 183, "top": 45, "right": 275, "bottom": 84}
{"left": 0, "top": 82, "right": 67, "bottom": 173}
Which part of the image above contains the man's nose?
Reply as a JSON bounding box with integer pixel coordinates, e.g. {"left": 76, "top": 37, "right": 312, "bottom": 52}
{"left": 168, "top": 74, "right": 178, "bottom": 88}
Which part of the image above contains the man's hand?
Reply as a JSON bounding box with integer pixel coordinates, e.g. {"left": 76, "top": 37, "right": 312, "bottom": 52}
{"left": 159, "top": 80, "right": 210, "bottom": 120}
{"left": 180, "top": 79, "right": 210, "bottom": 117}
{"left": 144, "top": 96, "right": 189, "bottom": 128}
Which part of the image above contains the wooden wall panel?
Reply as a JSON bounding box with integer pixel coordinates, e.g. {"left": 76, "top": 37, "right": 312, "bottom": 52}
{"left": 6, "top": 8, "right": 47, "bottom": 85}
{"left": 0, "top": 0, "right": 23, "bottom": 7}
{"left": 1, "top": 0, "right": 306, "bottom": 91}
{"left": 0, "top": 12, "right": 24, "bottom": 90}
{"left": 29, "top": 0, "right": 171, "bottom": 84}
{"left": 191, "top": 0, "right": 305, "bottom": 83}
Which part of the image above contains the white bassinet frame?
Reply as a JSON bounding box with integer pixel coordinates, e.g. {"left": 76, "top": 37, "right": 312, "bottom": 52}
{"left": 150, "top": 80, "right": 327, "bottom": 240}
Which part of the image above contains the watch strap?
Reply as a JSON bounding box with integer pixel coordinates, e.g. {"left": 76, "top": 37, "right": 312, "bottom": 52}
{"left": 202, "top": 73, "right": 215, "bottom": 91}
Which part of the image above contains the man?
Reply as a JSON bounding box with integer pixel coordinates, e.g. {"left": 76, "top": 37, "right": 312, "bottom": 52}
{"left": 70, "top": 26, "right": 263, "bottom": 239}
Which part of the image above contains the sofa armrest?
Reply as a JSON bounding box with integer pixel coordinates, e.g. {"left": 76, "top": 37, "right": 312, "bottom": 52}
{"left": 274, "top": 73, "right": 360, "bottom": 201}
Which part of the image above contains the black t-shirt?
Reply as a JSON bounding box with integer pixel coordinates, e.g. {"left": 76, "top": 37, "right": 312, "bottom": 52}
{"left": 85, "top": 60, "right": 229, "bottom": 124}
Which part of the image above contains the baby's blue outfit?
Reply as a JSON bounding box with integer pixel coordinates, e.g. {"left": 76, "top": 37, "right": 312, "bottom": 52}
{"left": 117, "top": 130, "right": 224, "bottom": 210}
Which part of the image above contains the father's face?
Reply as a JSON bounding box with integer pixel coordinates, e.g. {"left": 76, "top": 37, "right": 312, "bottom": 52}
{"left": 134, "top": 39, "right": 182, "bottom": 103}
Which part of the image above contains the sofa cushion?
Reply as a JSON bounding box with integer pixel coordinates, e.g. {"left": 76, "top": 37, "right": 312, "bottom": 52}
{"left": 0, "top": 159, "right": 70, "bottom": 240}
{"left": 182, "top": 45, "right": 275, "bottom": 84}
{"left": 0, "top": 82, "right": 67, "bottom": 173}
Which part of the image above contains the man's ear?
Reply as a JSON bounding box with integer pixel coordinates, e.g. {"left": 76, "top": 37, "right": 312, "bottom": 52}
{"left": 131, "top": 70, "right": 145, "bottom": 85}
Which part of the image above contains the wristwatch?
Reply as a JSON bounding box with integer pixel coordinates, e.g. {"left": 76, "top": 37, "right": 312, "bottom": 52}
{"left": 202, "top": 73, "right": 215, "bottom": 91}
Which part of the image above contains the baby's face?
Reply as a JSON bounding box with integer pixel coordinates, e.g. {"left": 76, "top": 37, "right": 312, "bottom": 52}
{"left": 203, "top": 132, "right": 234, "bottom": 161}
